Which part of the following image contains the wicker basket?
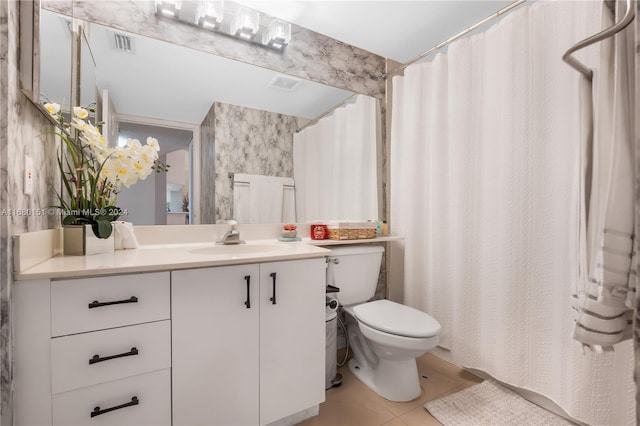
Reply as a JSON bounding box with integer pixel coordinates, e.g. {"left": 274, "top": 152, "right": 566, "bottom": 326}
{"left": 327, "top": 221, "right": 377, "bottom": 240}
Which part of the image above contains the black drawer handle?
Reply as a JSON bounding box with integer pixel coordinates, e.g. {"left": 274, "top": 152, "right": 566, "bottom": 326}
{"left": 269, "top": 272, "right": 277, "bottom": 305}
{"left": 89, "top": 347, "right": 139, "bottom": 365}
{"left": 88, "top": 296, "right": 138, "bottom": 309}
{"left": 244, "top": 275, "right": 251, "bottom": 309}
{"left": 91, "top": 396, "right": 139, "bottom": 418}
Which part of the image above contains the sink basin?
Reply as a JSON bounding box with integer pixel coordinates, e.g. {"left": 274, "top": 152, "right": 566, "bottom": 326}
{"left": 189, "top": 244, "right": 290, "bottom": 256}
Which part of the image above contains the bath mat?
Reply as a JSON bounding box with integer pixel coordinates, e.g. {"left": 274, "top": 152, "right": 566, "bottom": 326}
{"left": 424, "top": 379, "right": 574, "bottom": 425}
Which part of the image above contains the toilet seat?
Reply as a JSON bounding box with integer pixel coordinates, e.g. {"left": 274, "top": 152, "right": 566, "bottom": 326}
{"left": 353, "top": 300, "right": 441, "bottom": 338}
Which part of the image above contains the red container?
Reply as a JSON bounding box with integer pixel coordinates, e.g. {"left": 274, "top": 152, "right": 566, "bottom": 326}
{"left": 310, "top": 224, "right": 328, "bottom": 240}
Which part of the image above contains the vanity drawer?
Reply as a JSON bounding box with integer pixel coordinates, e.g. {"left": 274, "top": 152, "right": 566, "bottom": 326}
{"left": 51, "top": 272, "right": 170, "bottom": 336}
{"left": 52, "top": 368, "right": 171, "bottom": 426}
{"left": 51, "top": 320, "right": 171, "bottom": 394}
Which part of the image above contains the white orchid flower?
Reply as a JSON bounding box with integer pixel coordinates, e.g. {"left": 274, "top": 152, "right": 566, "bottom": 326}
{"left": 44, "top": 103, "right": 61, "bottom": 116}
{"left": 140, "top": 145, "right": 158, "bottom": 165}
{"left": 125, "top": 139, "right": 143, "bottom": 153}
{"left": 115, "top": 164, "right": 140, "bottom": 188}
{"left": 146, "top": 137, "right": 160, "bottom": 152}
{"left": 47, "top": 97, "right": 165, "bottom": 211}
{"left": 70, "top": 117, "right": 90, "bottom": 133}
{"left": 100, "top": 161, "right": 117, "bottom": 183}
{"left": 73, "top": 107, "right": 89, "bottom": 119}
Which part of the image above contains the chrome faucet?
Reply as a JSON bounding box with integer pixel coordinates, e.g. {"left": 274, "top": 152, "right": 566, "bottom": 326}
{"left": 216, "top": 220, "right": 245, "bottom": 245}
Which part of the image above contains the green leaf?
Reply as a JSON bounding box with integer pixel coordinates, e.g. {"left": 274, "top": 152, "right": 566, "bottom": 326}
{"left": 92, "top": 220, "right": 113, "bottom": 239}
{"left": 62, "top": 215, "right": 78, "bottom": 225}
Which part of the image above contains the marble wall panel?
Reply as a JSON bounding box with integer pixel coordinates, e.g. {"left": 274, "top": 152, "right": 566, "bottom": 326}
{"left": 71, "top": 0, "right": 386, "bottom": 99}
{"left": 0, "top": 0, "right": 11, "bottom": 422}
{"left": 1, "top": 1, "right": 61, "bottom": 423}
{"left": 9, "top": 98, "right": 60, "bottom": 235}
{"left": 213, "top": 102, "right": 298, "bottom": 222}
{"left": 200, "top": 103, "right": 216, "bottom": 224}
{"left": 42, "top": 0, "right": 73, "bottom": 16}
{"left": 635, "top": 1, "right": 639, "bottom": 422}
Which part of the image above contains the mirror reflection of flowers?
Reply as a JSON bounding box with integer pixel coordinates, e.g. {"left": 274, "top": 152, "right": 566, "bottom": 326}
{"left": 44, "top": 102, "right": 169, "bottom": 239}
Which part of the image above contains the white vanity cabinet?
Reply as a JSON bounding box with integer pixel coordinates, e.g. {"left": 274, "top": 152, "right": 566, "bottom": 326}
{"left": 14, "top": 272, "right": 172, "bottom": 426}
{"left": 172, "top": 258, "right": 326, "bottom": 426}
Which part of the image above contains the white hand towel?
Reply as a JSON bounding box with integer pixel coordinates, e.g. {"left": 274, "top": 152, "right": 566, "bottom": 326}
{"left": 249, "top": 179, "right": 284, "bottom": 224}
{"left": 112, "top": 221, "right": 139, "bottom": 249}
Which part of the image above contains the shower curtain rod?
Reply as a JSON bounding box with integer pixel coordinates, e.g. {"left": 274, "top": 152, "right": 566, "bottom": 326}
{"left": 297, "top": 93, "right": 358, "bottom": 132}
{"left": 562, "top": 0, "right": 635, "bottom": 80}
{"left": 384, "top": 0, "right": 527, "bottom": 78}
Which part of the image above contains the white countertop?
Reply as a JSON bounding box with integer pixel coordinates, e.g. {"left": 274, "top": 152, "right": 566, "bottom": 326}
{"left": 13, "top": 223, "right": 403, "bottom": 281}
{"left": 14, "top": 241, "right": 333, "bottom": 281}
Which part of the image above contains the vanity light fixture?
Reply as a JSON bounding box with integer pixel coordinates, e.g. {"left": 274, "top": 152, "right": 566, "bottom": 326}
{"left": 196, "top": 1, "right": 224, "bottom": 30}
{"left": 262, "top": 19, "right": 291, "bottom": 50}
{"left": 155, "top": 1, "right": 290, "bottom": 51}
{"left": 230, "top": 7, "right": 259, "bottom": 40}
{"left": 155, "top": 0, "right": 182, "bottom": 18}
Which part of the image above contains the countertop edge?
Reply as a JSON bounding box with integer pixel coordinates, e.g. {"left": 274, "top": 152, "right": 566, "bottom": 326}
{"left": 14, "top": 246, "right": 333, "bottom": 281}
{"left": 304, "top": 236, "right": 403, "bottom": 246}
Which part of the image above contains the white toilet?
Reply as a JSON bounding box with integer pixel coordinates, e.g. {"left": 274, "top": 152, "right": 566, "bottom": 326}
{"left": 327, "top": 246, "right": 441, "bottom": 402}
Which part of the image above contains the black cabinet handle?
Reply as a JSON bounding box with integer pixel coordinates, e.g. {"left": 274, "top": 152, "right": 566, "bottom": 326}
{"left": 89, "top": 347, "right": 139, "bottom": 365}
{"left": 244, "top": 275, "right": 251, "bottom": 309}
{"left": 91, "top": 396, "right": 139, "bottom": 418}
{"left": 269, "top": 272, "right": 277, "bottom": 305}
{"left": 88, "top": 296, "right": 138, "bottom": 309}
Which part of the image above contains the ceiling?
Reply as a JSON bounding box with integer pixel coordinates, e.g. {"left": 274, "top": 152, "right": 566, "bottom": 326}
{"left": 236, "top": 1, "right": 513, "bottom": 63}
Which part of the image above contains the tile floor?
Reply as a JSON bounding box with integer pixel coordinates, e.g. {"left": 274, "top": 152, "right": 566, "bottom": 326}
{"left": 298, "top": 352, "right": 483, "bottom": 426}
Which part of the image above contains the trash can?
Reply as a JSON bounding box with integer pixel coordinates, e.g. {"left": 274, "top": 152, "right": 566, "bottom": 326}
{"left": 325, "top": 298, "right": 338, "bottom": 389}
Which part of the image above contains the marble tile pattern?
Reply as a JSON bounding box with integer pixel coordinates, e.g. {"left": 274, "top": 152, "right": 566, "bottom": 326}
{"left": 0, "top": 1, "right": 11, "bottom": 422}
{"left": 635, "top": 2, "right": 639, "bottom": 423}
{"left": 374, "top": 243, "right": 388, "bottom": 301}
{"left": 1, "top": 1, "right": 62, "bottom": 423}
{"left": 71, "top": 0, "right": 386, "bottom": 99}
{"left": 200, "top": 103, "right": 216, "bottom": 224}
{"left": 213, "top": 102, "right": 299, "bottom": 222}
{"left": 41, "top": 0, "right": 73, "bottom": 16}
{"left": 9, "top": 101, "right": 60, "bottom": 235}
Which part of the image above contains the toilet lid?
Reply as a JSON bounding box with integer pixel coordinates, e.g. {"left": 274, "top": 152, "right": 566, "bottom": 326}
{"left": 353, "top": 300, "right": 441, "bottom": 338}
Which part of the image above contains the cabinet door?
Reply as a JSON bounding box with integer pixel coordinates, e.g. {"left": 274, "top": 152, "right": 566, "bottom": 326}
{"left": 172, "top": 265, "right": 260, "bottom": 426}
{"left": 259, "top": 259, "right": 326, "bottom": 425}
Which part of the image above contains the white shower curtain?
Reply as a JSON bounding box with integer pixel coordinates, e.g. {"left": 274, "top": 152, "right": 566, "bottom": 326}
{"left": 293, "top": 95, "right": 380, "bottom": 222}
{"left": 390, "top": 2, "right": 634, "bottom": 425}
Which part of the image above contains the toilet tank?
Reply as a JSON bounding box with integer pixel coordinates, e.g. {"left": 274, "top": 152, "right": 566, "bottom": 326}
{"left": 327, "top": 245, "right": 384, "bottom": 306}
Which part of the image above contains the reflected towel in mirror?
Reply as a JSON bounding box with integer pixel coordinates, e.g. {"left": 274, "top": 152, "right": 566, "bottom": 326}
{"left": 232, "top": 174, "right": 295, "bottom": 223}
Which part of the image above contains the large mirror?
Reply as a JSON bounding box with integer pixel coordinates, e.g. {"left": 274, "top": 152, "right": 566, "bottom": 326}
{"left": 43, "top": 2, "right": 383, "bottom": 226}
{"left": 39, "top": 8, "right": 72, "bottom": 110}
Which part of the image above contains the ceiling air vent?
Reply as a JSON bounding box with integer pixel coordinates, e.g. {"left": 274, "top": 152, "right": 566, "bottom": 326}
{"left": 112, "top": 32, "right": 136, "bottom": 53}
{"left": 269, "top": 74, "right": 302, "bottom": 92}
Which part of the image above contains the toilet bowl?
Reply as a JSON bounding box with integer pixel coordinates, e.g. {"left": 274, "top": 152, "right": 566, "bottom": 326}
{"left": 327, "top": 246, "right": 441, "bottom": 402}
{"left": 343, "top": 300, "right": 440, "bottom": 401}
